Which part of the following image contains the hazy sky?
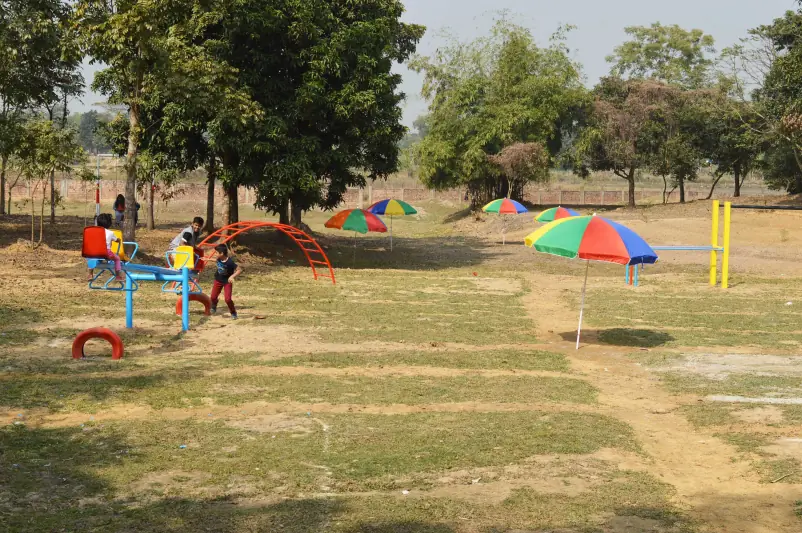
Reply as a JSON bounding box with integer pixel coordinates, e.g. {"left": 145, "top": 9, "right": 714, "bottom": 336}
{"left": 76, "top": 0, "right": 798, "bottom": 127}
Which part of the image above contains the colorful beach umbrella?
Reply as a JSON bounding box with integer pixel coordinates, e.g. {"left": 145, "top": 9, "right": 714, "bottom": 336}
{"left": 482, "top": 198, "right": 528, "bottom": 245}
{"left": 524, "top": 215, "right": 658, "bottom": 349}
{"left": 535, "top": 206, "right": 580, "bottom": 223}
{"left": 325, "top": 209, "right": 387, "bottom": 234}
{"left": 325, "top": 209, "right": 387, "bottom": 263}
{"left": 482, "top": 198, "right": 528, "bottom": 214}
{"left": 368, "top": 199, "right": 417, "bottom": 251}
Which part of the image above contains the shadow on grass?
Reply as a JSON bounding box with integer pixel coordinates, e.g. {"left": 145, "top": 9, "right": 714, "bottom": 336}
{"left": 0, "top": 368, "right": 205, "bottom": 410}
{"left": 348, "top": 523, "right": 455, "bottom": 533}
{"left": 560, "top": 328, "right": 674, "bottom": 348}
{"left": 234, "top": 231, "right": 499, "bottom": 271}
{"left": 0, "top": 425, "right": 453, "bottom": 533}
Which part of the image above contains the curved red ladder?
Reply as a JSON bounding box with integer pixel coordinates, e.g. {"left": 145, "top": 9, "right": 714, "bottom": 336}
{"left": 196, "top": 222, "right": 335, "bottom": 285}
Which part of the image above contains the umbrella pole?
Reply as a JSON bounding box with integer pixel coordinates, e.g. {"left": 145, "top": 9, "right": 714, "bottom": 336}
{"left": 390, "top": 216, "right": 393, "bottom": 252}
{"left": 502, "top": 216, "right": 506, "bottom": 246}
{"left": 576, "top": 260, "right": 590, "bottom": 350}
{"left": 353, "top": 231, "right": 357, "bottom": 265}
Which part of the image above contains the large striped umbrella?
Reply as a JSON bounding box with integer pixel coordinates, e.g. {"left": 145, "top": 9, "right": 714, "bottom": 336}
{"left": 325, "top": 209, "right": 387, "bottom": 263}
{"left": 524, "top": 215, "right": 658, "bottom": 349}
{"left": 368, "top": 199, "right": 417, "bottom": 252}
{"left": 482, "top": 198, "right": 528, "bottom": 245}
{"left": 535, "top": 206, "right": 580, "bottom": 223}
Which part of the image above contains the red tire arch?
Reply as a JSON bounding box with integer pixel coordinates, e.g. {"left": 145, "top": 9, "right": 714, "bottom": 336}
{"left": 196, "top": 222, "right": 335, "bottom": 284}
{"left": 72, "top": 328, "right": 124, "bottom": 360}
{"left": 175, "top": 293, "right": 212, "bottom": 316}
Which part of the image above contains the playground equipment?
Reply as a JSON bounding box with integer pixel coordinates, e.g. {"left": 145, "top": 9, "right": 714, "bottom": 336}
{"left": 176, "top": 293, "right": 212, "bottom": 316}
{"left": 82, "top": 226, "right": 200, "bottom": 332}
{"left": 626, "top": 200, "right": 731, "bottom": 288}
{"left": 196, "top": 222, "right": 335, "bottom": 284}
{"left": 72, "top": 327, "right": 124, "bottom": 360}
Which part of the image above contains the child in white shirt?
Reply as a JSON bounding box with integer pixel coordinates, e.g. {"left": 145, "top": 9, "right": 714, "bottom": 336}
{"left": 96, "top": 213, "right": 124, "bottom": 281}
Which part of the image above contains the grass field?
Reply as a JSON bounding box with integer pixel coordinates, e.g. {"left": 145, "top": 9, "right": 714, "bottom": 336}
{"left": 1, "top": 197, "right": 801, "bottom": 532}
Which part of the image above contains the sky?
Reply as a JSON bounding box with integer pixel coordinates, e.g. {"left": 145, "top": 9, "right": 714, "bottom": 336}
{"left": 76, "top": 0, "right": 798, "bottom": 127}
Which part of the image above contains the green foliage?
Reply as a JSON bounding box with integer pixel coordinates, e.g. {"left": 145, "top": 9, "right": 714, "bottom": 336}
{"left": 77, "top": 111, "right": 112, "bottom": 155}
{"left": 411, "top": 20, "right": 586, "bottom": 205}
{"left": 205, "top": 0, "right": 424, "bottom": 221}
{"left": 607, "top": 22, "right": 716, "bottom": 89}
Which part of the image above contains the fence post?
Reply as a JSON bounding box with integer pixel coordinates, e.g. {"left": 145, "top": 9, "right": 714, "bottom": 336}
{"left": 358, "top": 188, "right": 363, "bottom": 208}
{"left": 581, "top": 190, "right": 585, "bottom": 205}
{"left": 559, "top": 190, "right": 563, "bottom": 205}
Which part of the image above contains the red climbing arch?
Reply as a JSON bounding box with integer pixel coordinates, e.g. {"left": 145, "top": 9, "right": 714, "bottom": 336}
{"left": 196, "top": 222, "right": 335, "bottom": 285}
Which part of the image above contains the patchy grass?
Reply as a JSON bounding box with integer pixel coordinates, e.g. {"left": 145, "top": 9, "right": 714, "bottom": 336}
{"left": 680, "top": 404, "right": 738, "bottom": 428}
{"left": 223, "top": 349, "right": 571, "bottom": 373}
{"left": 659, "top": 372, "right": 802, "bottom": 399}
{"left": 0, "top": 411, "right": 666, "bottom": 532}
{"left": 239, "top": 271, "right": 534, "bottom": 344}
{"left": 586, "top": 280, "right": 802, "bottom": 348}
{"left": 0, "top": 372, "right": 597, "bottom": 412}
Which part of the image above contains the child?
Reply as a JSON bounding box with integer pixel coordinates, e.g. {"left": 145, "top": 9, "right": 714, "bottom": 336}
{"left": 211, "top": 243, "right": 242, "bottom": 319}
{"left": 96, "top": 213, "right": 125, "bottom": 281}
{"left": 113, "top": 194, "right": 125, "bottom": 226}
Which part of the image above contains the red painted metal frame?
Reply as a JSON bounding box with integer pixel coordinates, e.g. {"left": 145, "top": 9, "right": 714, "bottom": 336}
{"left": 196, "top": 222, "right": 335, "bottom": 285}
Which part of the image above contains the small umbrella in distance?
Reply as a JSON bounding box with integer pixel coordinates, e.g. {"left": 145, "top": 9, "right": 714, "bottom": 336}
{"left": 368, "top": 199, "right": 417, "bottom": 251}
{"left": 535, "top": 206, "right": 580, "bottom": 223}
{"left": 482, "top": 198, "right": 528, "bottom": 245}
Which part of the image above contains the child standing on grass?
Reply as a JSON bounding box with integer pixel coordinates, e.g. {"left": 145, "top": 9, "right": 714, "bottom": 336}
{"left": 96, "top": 213, "right": 124, "bottom": 281}
{"left": 211, "top": 243, "right": 242, "bottom": 319}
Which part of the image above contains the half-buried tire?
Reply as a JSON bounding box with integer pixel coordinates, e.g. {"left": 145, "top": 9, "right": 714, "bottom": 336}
{"left": 175, "top": 293, "right": 212, "bottom": 316}
{"left": 72, "top": 328, "right": 124, "bottom": 360}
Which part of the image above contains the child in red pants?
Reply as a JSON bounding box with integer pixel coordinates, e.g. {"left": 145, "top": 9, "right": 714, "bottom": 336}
{"left": 210, "top": 244, "right": 242, "bottom": 319}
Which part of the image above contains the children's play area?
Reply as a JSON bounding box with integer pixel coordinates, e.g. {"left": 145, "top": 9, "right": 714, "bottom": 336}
{"left": 2, "top": 197, "right": 802, "bottom": 532}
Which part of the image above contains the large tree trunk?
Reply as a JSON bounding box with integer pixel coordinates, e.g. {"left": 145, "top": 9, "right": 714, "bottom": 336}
{"left": 290, "top": 199, "right": 303, "bottom": 228}
{"left": 0, "top": 154, "right": 7, "bottom": 215}
{"left": 204, "top": 155, "right": 216, "bottom": 233}
{"left": 627, "top": 167, "right": 636, "bottom": 207}
{"left": 733, "top": 166, "right": 742, "bottom": 197}
{"left": 224, "top": 181, "right": 238, "bottom": 225}
{"left": 678, "top": 176, "right": 686, "bottom": 203}
{"left": 278, "top": 198, "right": 290, "bottom": 225}
{"left": 123, "top": 103, "right": 141, "bottom": 242}
{"left": 146, "top": 176, "right": 156, "bottom": 230}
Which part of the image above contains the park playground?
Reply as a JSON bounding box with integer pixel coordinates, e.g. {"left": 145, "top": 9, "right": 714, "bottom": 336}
{"left": 1, "top": 197, "right": 802, "bottom": 532}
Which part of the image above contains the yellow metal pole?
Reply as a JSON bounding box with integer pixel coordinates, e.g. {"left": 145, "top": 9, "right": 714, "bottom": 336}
{"left": 722, "top": 202, "right": 731, "bottom": 289}
{"left": 710, "top": 200, "right": 719, "bottom": 286}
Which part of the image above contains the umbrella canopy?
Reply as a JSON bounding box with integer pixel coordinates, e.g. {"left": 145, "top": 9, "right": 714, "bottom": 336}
{"left": 535, "top": 206, "right": 580, "bottom": 223}
{"left": 525, "top": 216, "right": 658, "bottom": 266}
{"left": 369, "top": 199, "right": 417, "bottom": 216}
{"left": 524, "top": 215, "right": 657, "bottom": 350}
{"left": 325, "top": 209, "right": 387, "bottom": 234}
{"left": 482, "top": 198, "right": 528, "bottom": 215}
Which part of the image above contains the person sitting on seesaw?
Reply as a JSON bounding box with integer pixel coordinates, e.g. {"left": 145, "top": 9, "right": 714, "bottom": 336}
{"left": 96, "top": 213, "right": 124, "bottom": 281}
{"left": 211, "top": 244, "right": 242, "bottom": 320}
{"left": 167, "top": 216, "right": 204, "bottom": 267}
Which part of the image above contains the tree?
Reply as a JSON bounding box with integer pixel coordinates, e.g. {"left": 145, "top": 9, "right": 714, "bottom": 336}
{"left": 411, "top": 20, "right": 586, "bottom": 206}
{"left": 607, "top": 23, "right": 716, "bottom": 89}
{"left": 750, "top": 7, "right": 802, "bottom": 194}
{"left": 206, "top": 0, "right": 424, "bottom": 227}
{"left": 76, "top": 0, "right": 242, "bottom": 241}
{"left": 15, "top": 119, "right": 85, "bottom": 246}
{"left": 571, "top": 78, "right": 677, "bottom": 207}
{"left": 0, "top": 0, "right": 73, "bottom": 215}
{"left": 702, "top": 96, "right": 763, "bottom": 198}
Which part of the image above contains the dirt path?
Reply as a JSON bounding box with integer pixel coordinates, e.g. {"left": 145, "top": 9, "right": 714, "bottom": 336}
{"left": 526, "top": 272, "right": 802, "bottom": 533}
